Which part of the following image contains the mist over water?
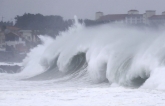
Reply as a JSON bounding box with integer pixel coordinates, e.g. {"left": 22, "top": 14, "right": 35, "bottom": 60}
{"left": 1, "top": 19, "right": 165, "bottom": 90}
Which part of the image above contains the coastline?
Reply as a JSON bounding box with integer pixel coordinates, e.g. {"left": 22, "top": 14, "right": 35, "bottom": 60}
{"left": 0, "top": 51, "right": 24, "bottom": 73}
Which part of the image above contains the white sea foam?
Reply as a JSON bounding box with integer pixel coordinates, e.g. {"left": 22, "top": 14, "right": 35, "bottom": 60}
{"left": 1, "top": 19, "right": 165, "bottom": 90}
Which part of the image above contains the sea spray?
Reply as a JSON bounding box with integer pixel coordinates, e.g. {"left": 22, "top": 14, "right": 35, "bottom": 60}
{"left": 1, "top": 19, "right": 165, "bottom": 90}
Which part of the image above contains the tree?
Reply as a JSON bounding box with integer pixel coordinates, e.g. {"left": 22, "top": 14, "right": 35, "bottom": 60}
{"left": 14, "top": 13, "right": 73, "bottom": 37}
{"left": 0, "top": 21, "right": 13, "bottom": 28}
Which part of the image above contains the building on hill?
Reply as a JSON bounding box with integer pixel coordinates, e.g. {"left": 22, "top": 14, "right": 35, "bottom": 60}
{"left": 96, "top": 10, "right": 165, "bottom": 26}
{"left": 19, "top": 30, "right": 40, "bottom": 47}
{"left": 96, "top": 10, "right": 143, "bottom": 25}
{"left": 4, "top": 26, "right": 27, "bottom": 53}
{"left": 5, "top": 32, "right": 27, "bottom": 53}
{"left": 19, "top": 30, "right": 33, "bottom": 42}
{"left": 5, "top": 26, "right": 20, "bottom": 34}
{"left": 0, "top": 25, "right": 40, "bottom": 54}
{"left": 19, "top": 30, "right": 40, "bottom": 42}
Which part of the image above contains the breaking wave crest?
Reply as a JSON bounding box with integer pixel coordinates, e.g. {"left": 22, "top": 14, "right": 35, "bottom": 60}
{"left": 1, "top": 19, "right": 165, "bottom": 90}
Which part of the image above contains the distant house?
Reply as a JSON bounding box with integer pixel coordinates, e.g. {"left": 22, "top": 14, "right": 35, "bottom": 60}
{"left": 5, "top": 32, "right": 26, "bottom": 53}
{"left": 3, "top": 26, "right": 28, "bottom": 53}
{"left": 19, "top": 30, "right": 40, "bottom": 44}
{"left": 19, "top": 30, "right": 32, "bottom": 42}
{"left": 0, "top": 25, "right": 41, "bottom": 53}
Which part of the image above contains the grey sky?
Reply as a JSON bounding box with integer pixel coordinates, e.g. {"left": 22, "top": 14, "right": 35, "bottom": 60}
{"left": 0, "top": 0, "right": 165, "bottom": 21}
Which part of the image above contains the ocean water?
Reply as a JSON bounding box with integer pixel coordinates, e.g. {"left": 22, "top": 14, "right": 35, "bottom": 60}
{"left": 0, "top": 19, "right": 165, "bottom": 106}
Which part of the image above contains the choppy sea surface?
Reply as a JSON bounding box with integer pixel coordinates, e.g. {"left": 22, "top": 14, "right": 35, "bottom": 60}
{"left": 1, "top": 19, "right": 165, "bottom": 106}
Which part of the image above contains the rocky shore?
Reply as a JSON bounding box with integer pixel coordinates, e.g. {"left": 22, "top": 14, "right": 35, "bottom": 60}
{"left": 0, "top": 51, "right": 26, "bottom": 63}
{"left": 0, "top": 65, "right": 21, "bottom": 73}
{"left": 0, "top": 51, "right": 25, "bottom": 73}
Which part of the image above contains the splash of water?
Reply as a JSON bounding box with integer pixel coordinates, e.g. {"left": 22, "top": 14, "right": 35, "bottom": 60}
{"left": 1, "top": 18, "right": 165, "bottom": 90}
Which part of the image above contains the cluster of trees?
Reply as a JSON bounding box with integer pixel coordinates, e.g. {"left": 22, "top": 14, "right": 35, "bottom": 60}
{"left": 14, "top": 13, "right": 73, "bottom": 37}
{"left": 0, "top": 21, "right": 13, "bottom": 32}
{"left": 0, "top": 21, "right": 13, "bottom": 27}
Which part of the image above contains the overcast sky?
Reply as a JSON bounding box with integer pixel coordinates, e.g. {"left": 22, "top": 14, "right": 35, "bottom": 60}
{"left": 0, "top": 0, "right": 165, "bottom": 21}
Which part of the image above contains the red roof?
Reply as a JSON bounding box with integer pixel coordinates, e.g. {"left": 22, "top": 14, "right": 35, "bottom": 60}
{"left": 6, "top": 32, "right": 20, "bottom": 36}
{"left": 7, "top": 26, "right": 20, "bottom": 31}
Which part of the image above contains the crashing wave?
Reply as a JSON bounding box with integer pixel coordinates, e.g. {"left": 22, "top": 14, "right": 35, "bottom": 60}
{"left": 1, "top": 18, "right": 165, "bottom": 90}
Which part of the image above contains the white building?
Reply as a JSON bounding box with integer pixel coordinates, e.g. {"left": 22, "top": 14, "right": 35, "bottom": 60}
{"left": 96, "top": 10, "right": 143, "bottom": 25}
{"left": 125, "top": 14, "right": 143, "bottom": 24}
{"left": 19, "top": 30, "right": 40, "bottom": 43}
{"left": 96, "top": 10, "right": 165, "bottom": 25}
{"left": 19, "top": 30, "right": 33, "bottom": 42}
